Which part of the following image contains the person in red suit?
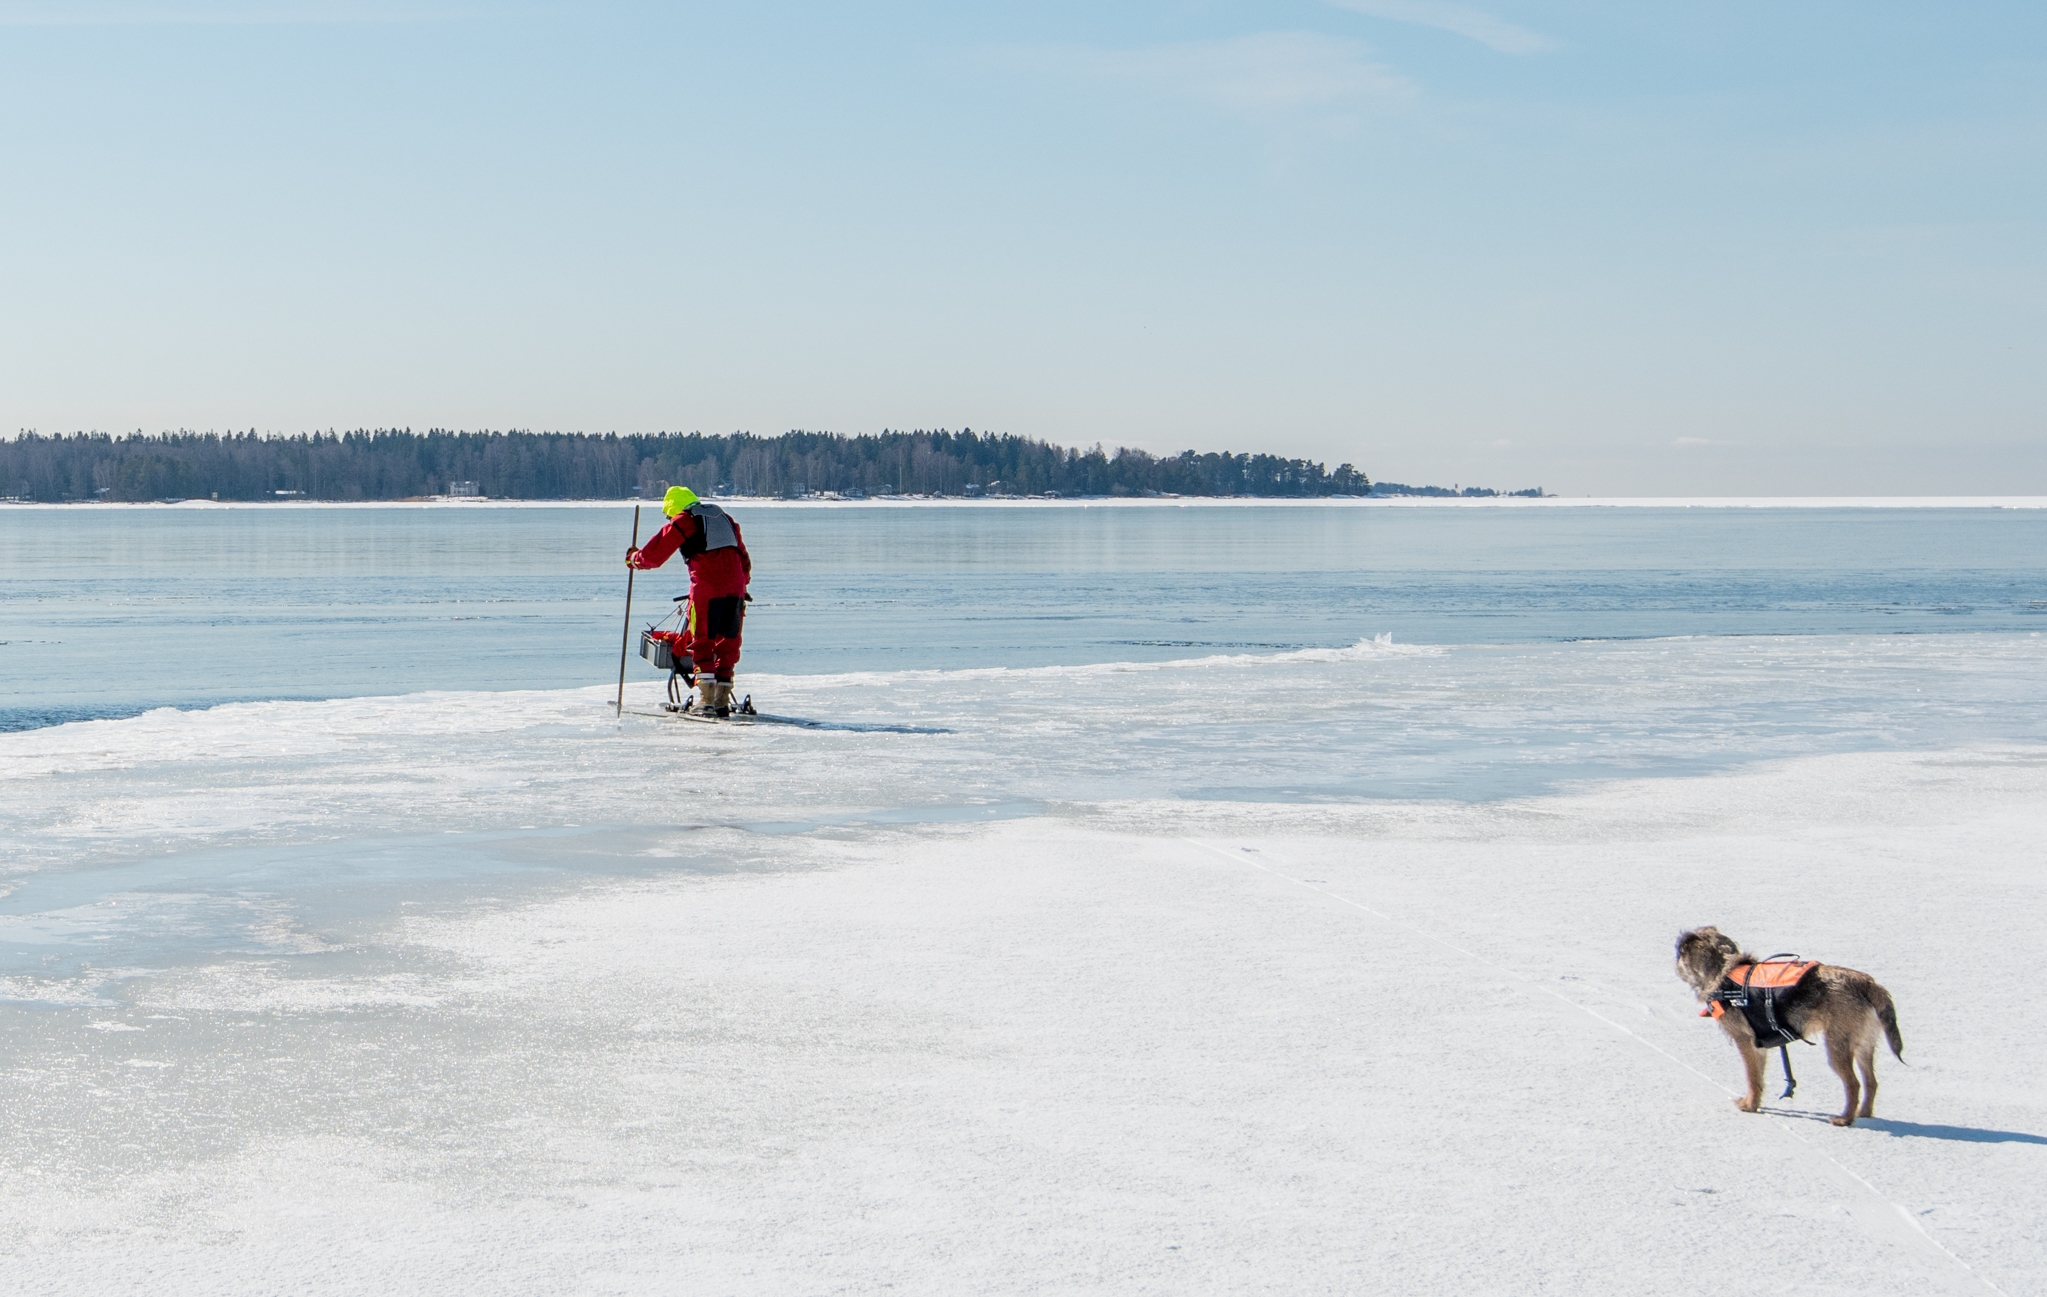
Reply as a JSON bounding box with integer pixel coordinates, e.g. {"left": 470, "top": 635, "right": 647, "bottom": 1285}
{"left": 628, "top": 486, "right": 752, "bottom": 715}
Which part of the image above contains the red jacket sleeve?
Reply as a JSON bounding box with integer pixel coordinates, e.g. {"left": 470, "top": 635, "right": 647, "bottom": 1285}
{"left": 632, "top": 516, "right": 690, "bottom": 569}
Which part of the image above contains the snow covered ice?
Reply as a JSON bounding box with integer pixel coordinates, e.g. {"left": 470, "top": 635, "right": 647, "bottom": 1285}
{"left": 3, "top": 629, "right": 2045, "bottom": 1295}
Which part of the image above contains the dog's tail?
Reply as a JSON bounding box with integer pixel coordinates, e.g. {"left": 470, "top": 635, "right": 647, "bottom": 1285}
{"left": 1873, "top": 984, "right": 1904, "bottom": 1060}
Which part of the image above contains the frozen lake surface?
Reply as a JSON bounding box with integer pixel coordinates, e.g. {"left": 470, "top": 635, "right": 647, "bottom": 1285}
{"left": 2, "top": 501, "right": 2043, "bottom": 1294}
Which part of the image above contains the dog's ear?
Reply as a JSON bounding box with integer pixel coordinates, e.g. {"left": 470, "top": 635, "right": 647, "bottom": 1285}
{"left": 1678, "top": 925, "right": 1738, "bottom": 960}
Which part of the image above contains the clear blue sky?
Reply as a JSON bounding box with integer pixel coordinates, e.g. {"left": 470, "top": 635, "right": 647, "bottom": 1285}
{"left": 2, "top": 1, "right": 2041, "bottom": 494}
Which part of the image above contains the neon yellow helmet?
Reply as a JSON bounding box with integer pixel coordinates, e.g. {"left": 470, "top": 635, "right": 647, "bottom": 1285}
{"left": 662, "top": 486, "right": 699, "bottom": 516}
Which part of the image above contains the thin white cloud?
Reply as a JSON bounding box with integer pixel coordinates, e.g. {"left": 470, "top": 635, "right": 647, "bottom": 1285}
{"left": 1671, "top": 437, "right": 1730, "bottom": 447}
{"left": 0, "top": 1, "right": 471, "bottom": 24}
{"left": 1324, "top": 0, "right": 1554, "bottom": 55}
{"left": 1009, "top": 32, "right": 1416, "bottom": 118}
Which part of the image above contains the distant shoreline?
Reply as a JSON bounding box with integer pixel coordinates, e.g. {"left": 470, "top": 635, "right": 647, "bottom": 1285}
{"left": 4, "top": 495, "right": 2044, "bottom": 511}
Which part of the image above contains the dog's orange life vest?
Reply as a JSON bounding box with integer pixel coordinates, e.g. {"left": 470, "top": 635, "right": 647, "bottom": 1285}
{"left": 1701, "top": 957, "right": 1818, "bottom": 1050}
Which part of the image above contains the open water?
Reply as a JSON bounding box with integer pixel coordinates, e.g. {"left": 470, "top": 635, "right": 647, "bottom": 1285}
{"left": 4, "top": 500, "right": 2044, "bottom": 730}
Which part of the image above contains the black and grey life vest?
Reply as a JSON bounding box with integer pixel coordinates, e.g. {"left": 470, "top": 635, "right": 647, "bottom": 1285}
{"left": 687, "top": 501, "right": 739, "bottom": 551}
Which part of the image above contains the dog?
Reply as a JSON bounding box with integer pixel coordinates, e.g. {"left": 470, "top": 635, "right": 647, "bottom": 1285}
{"left": 1675, "top": 927, "right": 1903, "bottom": 1125}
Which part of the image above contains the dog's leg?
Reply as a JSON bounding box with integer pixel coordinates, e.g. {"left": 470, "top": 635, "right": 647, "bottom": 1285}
{"left": 1734, "top": 1037, "right": 1766, "bottom": 1112}
{"left": 1856, "top": 1038, "right": 1879, "bottom": 1119}
{"left": 1827, "top": 1034, "right": 1861, "bottom": 1126}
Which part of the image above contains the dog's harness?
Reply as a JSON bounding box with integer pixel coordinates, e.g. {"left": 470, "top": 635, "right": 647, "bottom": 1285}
{"left": 1701, "top": 955, "right": 1818, "bottom": 1099}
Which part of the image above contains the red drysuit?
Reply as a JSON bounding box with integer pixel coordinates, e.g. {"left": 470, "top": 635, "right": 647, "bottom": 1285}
{"left": 629, "top": 506, "right": 752, "bottom": 680}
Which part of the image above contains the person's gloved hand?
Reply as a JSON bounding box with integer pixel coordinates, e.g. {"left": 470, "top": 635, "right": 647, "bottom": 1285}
{"left": 626, "top": 547, "right": 642, "bottom": 569}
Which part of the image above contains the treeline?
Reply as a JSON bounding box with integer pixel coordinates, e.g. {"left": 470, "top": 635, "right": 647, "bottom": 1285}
{"left": 0, "top": 429, "right": 1379, "bottom": 502}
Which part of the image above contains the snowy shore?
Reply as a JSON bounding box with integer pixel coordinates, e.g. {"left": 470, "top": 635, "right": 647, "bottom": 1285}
{"left": 4, "top": 750, "right": 2040, "bottom": 1294}
{"left": 3, "top": 643, "right": 2043, "bottom": 1294}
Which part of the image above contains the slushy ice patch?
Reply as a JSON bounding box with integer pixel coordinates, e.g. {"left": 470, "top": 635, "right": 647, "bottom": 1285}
{"left": 4, "top": 634, "right": 2044, "bottom": 877}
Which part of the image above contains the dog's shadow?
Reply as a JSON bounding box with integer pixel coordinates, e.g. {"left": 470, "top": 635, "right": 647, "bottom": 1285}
{"left": 1859, "top": 1119, "right": 2047, "bottom": 1145}
{"left": 1764, "top": 1111, "right": 2047, "bottom": 1144}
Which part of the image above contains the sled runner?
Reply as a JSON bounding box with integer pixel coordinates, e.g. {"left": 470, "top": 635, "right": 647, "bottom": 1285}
{"left": 622, "top": 704, "right": 952, "bottom": 735}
